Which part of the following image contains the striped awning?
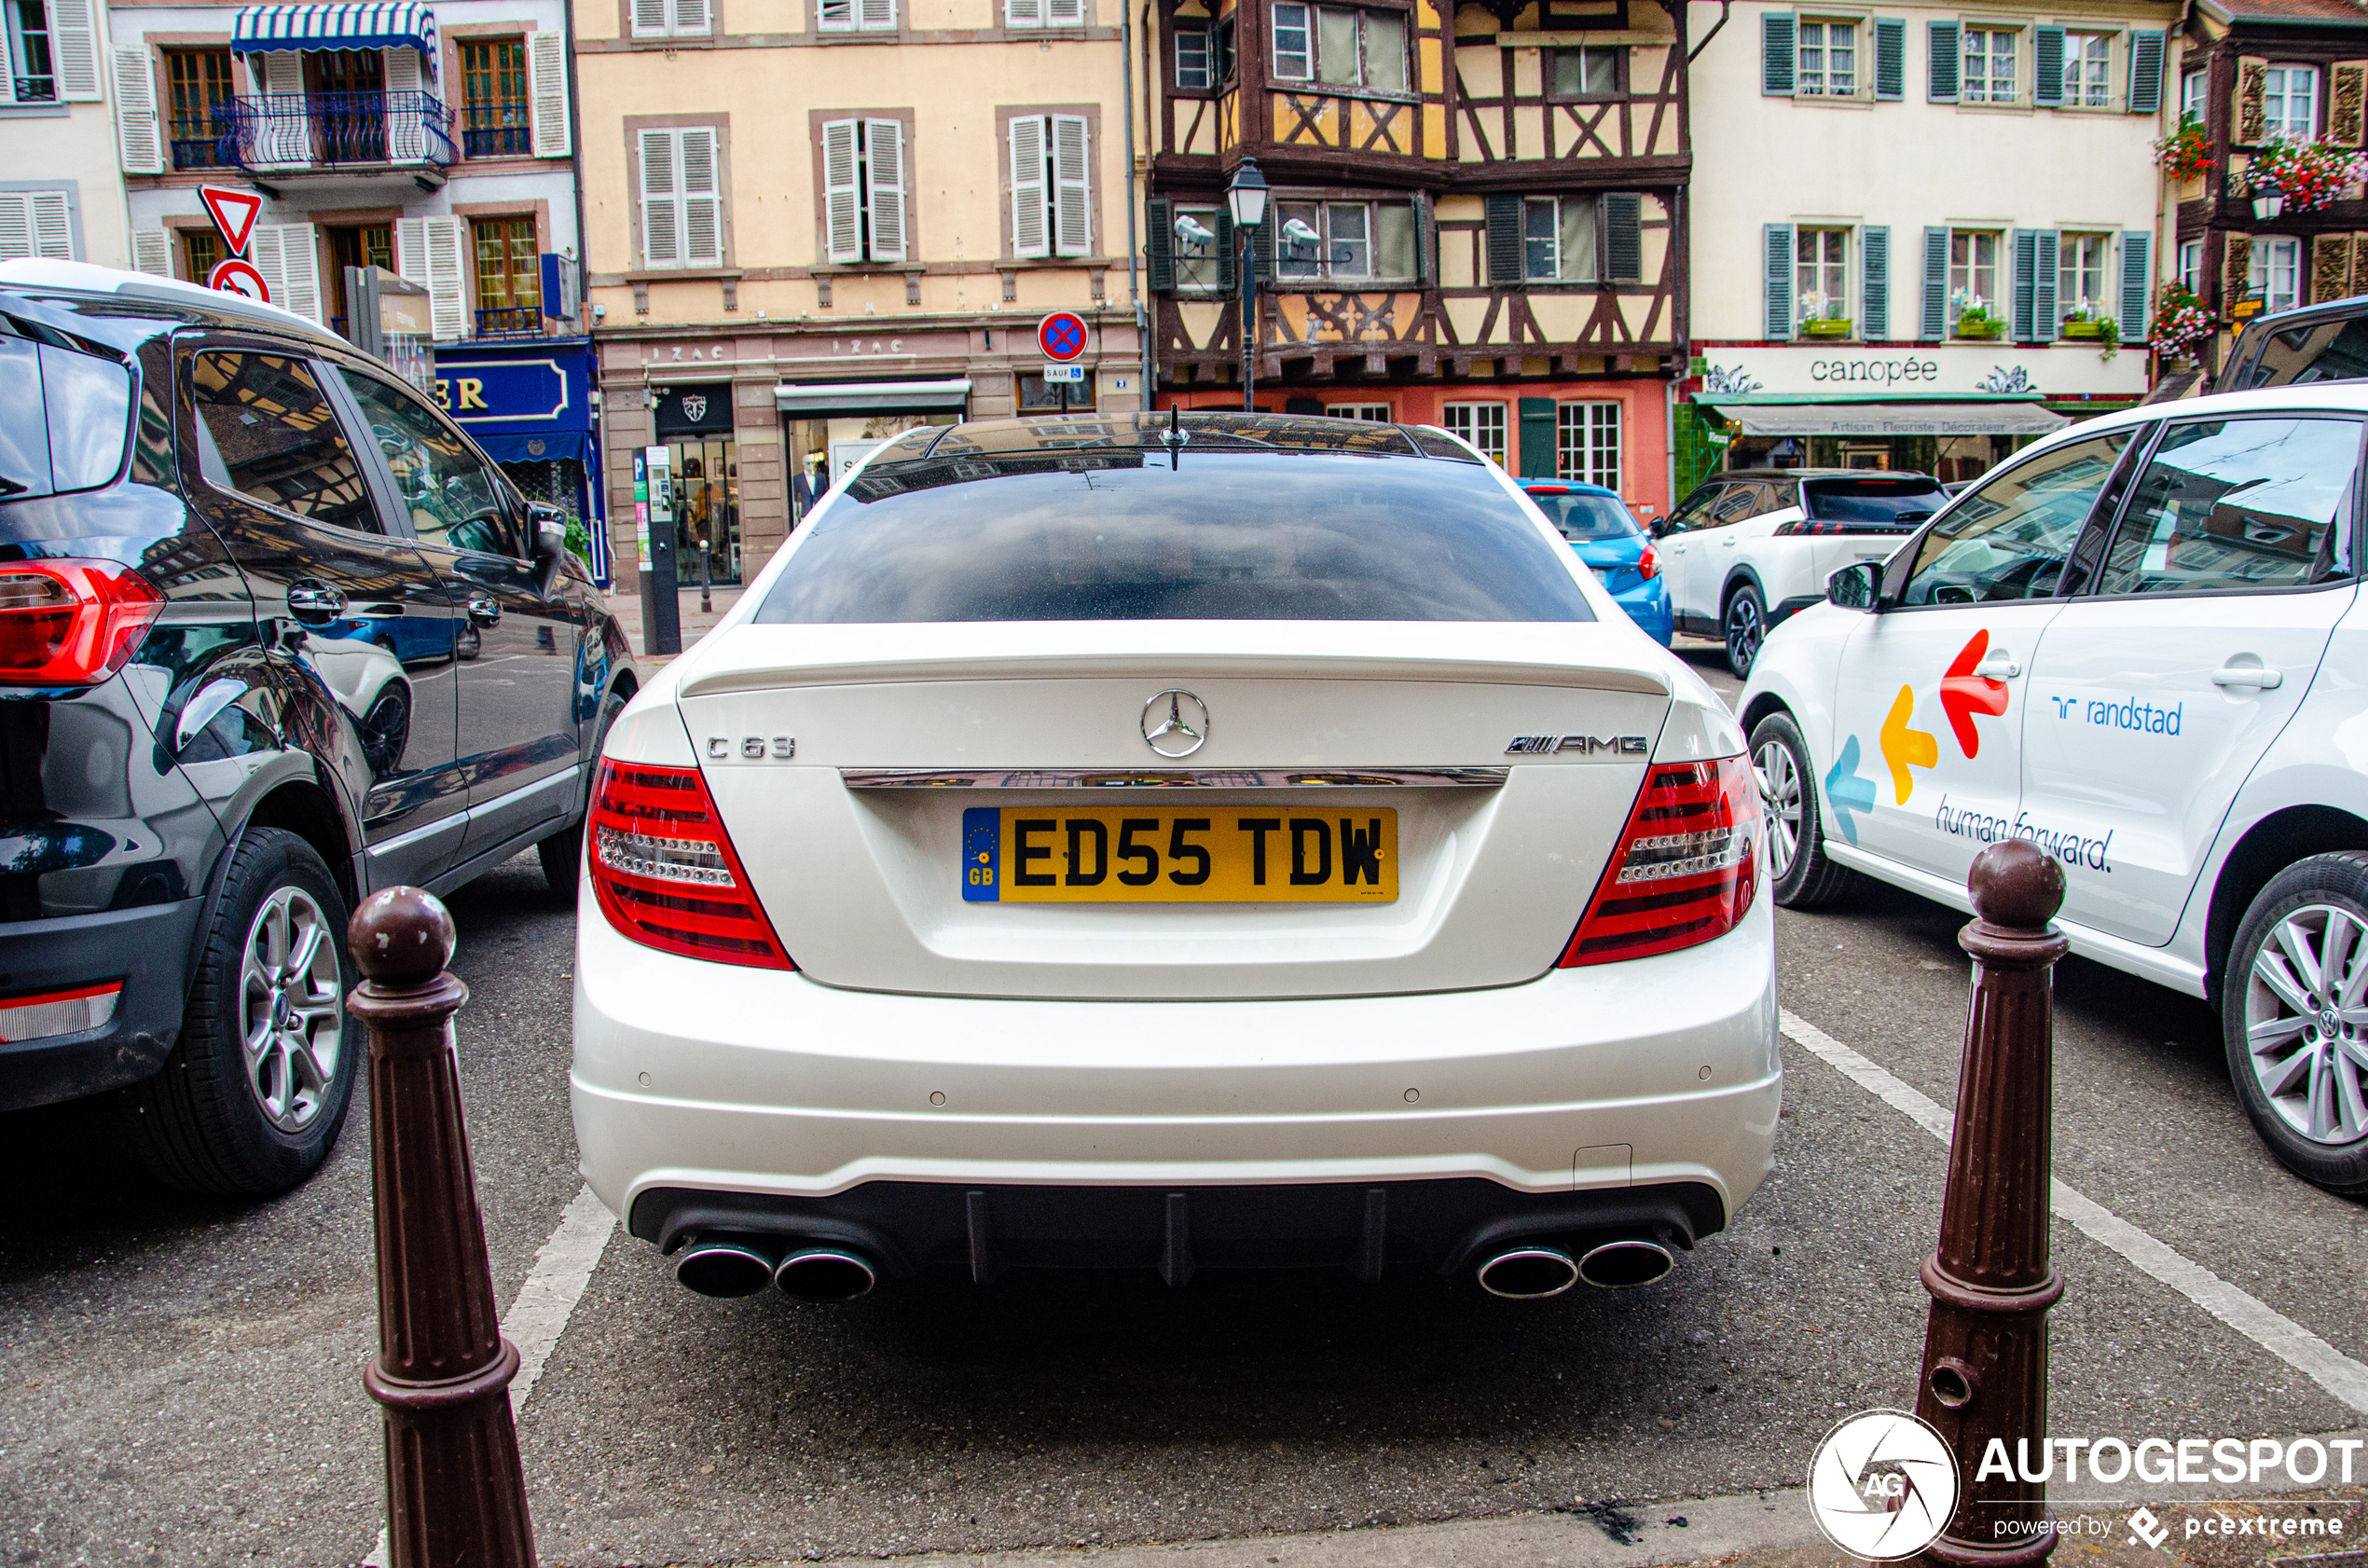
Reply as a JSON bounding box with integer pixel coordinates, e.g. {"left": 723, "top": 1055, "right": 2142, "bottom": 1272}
{"left": 231, "top": 3, "right": 438, "bottom": 54}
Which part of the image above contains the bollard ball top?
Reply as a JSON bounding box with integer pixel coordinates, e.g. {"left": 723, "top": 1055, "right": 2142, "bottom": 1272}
{"left": 348, "top": 886, "right": 456, "bottom": 985}
{"left": 1967, "top": 840, "right": 2064, "bottom": 932}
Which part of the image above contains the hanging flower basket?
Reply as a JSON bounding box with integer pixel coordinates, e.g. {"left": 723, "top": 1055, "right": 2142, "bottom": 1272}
{"left": 2152, "top": 282, "right": 2216, "bottom": 362}
{"left": 2154, "top": 114, "right": 2214, "bottom": 182}
{"left": 2246, "top": 136, "right": 2368, "bottom": 213}
{"left": 1802, "top": 317, "right": 1854, "bottom": 337}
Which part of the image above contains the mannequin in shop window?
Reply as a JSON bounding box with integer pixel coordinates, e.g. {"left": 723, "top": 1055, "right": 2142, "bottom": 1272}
{"left": 792, "top": 453, "right": 828, "bottom": 525}
{"left": 683, "top": 457, "right": 714, "bottom": 613}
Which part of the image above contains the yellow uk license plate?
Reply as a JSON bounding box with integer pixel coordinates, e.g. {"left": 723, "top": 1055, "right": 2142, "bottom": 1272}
{"left": 961, "top": 806, "right": 1397, "bottom": 903}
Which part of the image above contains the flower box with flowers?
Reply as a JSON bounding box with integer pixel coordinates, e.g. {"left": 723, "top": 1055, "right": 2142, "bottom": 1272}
{"left": 2061, "top": 321, "right": 2103, "bottom": 338}
{"left": 1797, "top": 292, "right": 1852, "bottom": 337}
{"left": 1950, "top": 290, "right": 2003, "bottom": 339}
{"left": 2246, "top": 136, "right": 2368, "bottom": 214}
{"left": 1803, "top": 318, "right": 1854, "bottom": 337}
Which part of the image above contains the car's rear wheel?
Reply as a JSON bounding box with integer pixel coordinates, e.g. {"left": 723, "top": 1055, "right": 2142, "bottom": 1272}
{"left": 121, "top": 827, "right": 359, "bottom": 1197}
{"left": 2223, "top": 854, "right": 2368, "bottom": 1195}
{"left": 1724, "top": 585, "right": 1766, "bottom": 678}
{"left": 539, "top": 688, "right": 629, "bottom": 894}
{"left": 1749, "top": 711, "right": 1856, "bottom": 909}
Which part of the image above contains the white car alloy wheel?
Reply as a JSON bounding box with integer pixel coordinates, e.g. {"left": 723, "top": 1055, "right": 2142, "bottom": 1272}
{"left": 2243, "top": 903, "right": 2368, "bottom": 1147}
{"left": 1754, "top": 736, "right": 1803, "bottom": 882}
{"left": 239, "top": 887, "right": 346, "bottom": 1133}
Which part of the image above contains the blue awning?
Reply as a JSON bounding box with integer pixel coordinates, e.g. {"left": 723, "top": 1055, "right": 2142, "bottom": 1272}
{"left": 231, "top": 3, "right": 438, "bottom": 54}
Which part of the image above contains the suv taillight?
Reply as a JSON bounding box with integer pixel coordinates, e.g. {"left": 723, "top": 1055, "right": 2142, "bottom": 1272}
{"left": 1559, "top": 755, "right": 1759, "bottom": 967}
{"left": 587, "top": 759, "right": 793, "bottom": 970}
{"left": 0, "top": 559, "right": 165, "bottom": 686}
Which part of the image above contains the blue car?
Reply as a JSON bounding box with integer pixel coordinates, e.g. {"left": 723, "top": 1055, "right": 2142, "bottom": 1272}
{"left": 1521, "top": 481, "right": 1672, "bottom": 645}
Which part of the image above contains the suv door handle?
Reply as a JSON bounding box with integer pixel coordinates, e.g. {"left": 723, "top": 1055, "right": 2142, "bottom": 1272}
{"left": 285, "top": 582, "right": 345, "bottom": 625}
{"left": 465, "top": 594, "right": 502, "bottom": 626}
{"left": 1975, "top": 653, "right": 2021, "bottom": 680}
{"left": 2212, "top": 663, "right": 2284, "bottom": 690}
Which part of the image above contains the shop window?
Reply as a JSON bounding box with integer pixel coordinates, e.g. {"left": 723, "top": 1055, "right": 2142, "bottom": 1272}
{"left": 1949, "top": 228, "right": 2000, "bottom": 321}
{"left": 1522, "top": 196, "right": 1597, "bottom": 283}
{"left": 2058, "top": 232, "right": 2111, "bottom": 322}
{"left": 1962, "top": 26, "right": 2017, "bottom": 103}
{"left": 2061, "top": 31, "right": 2111, "bottom": 108}
{"left": 2251, "top": 236, "right": 2302, "bottom": 313}
{"left": 1550, "top": 46, "right": 1619, "bottom": 98}
{"left": 1270, "top": 4, "right": 1407, "bottom": 92}
{"left": 1020, "top": 371, "right": 1096, "bottom": 408}
{"left": 817, "top": 0, "right": 895, "bottom": 31}
{"left": 1443, "top": 402, "right": 1508, "bottom": 465}
{"left": 473, "top": 215, "right": 542, "bottom": 336}
{"left": 2264, "top": 64, "right": 2318, "bottom": 140}
{"left": 1797, "top": 20, "right": 1855, "bottom": 97}
{"left": 1277, "top": 199, "right": 1416, "bottom": 282}
{"left": 822, "top": 117, "right": 908, "bottom": 264}
{"left": 461, "top": 39, "right": 530, "bottom": 158}
{"left": 1171, "top": 203, "right": 1223, "bottom": 289}
{"left": 1176, "top": 25, "right": 1212, "bottom": 89}
{"left": 1009, "top": 113, "right": 1090, "bottom": 260}
{"left": 167, "top": 49, "right": 237, "bottom": 171}
{"left": 2178, "top": 238, "right": 2203, "bottom": 295}
{"left": 1796, "top": 227, "right": 1848, "bottom": 327}
{"left": 1557, "top": 402, "right": 1621, "bottom": 491}
{"left": 1327, "top": 403, "right": 1392, "bottom": 420}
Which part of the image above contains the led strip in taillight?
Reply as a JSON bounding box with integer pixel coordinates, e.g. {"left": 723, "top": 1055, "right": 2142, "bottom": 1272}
{"left": 1559, "top": 754, "right": 1760, "bottom": 967}
{"left": 586, "top": 760, "right": 793, "bottom": 970}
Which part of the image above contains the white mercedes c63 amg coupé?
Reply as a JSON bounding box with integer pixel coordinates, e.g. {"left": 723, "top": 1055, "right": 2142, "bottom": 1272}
{"left": 571, "top": 413, "right": 1779, "bottom": 1304}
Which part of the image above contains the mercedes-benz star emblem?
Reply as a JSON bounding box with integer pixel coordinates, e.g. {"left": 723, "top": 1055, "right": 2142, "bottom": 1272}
{"left": 1141, "top": 689, "right": 1209, "bottom": 759}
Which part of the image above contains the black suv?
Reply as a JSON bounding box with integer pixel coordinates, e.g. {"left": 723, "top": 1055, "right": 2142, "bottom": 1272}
{"left": 0, "top": 262, "right": 634, "bottom": 1196}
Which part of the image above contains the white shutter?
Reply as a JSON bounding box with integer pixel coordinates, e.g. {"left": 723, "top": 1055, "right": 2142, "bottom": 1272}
{"left": 638, "top": 129, "right": 680, "bottom": 268}
{"left": 1047, "top": 0, "right": 1085, "bottom": 22}
{"left": 862, "top": 118, "right": 905, "bottom": 262}
{"left": 393, "top": 214, "right": 426, "bottom": 282}
{"left": 112, "top": 46, "right": 163, "bottom": 173}
{"left": 1006, "top": 0, "right": 1043, "bottom": 24}
{"left": 382, "top": 48, "right": 423, "bottom": 160}
{"left": 858, "top": 0, "right": 895, "bottom": 28}
{"left": 528, "top": 32, "right": 571, "bottom": 157}
{"left": 0, "top": 197, "right": 30, "bottom": 259}
{"left": 1010, "top": 115, "right": 1048, "bottom": 259}
{"left": 252, "top": 223, "right": 322, "bottom": 322}
{"left": 131, "top": 227, "right": 172, "bottom": 276}
{"left": 422, "top": 215, "right": 465, "bottom": 339}
{"left": 818, "top": 0, "right": 854, "bottom": 30}
{"left": 1051, "top": 113, "right": 1090, "bottom": 257}
{"left": 249, "top": 224, "right": 289, "bottom": 309}
{"left": 258, "top": 51, "right": 308, "bottom": 166}
{"left": 631, "top": 0, "right": 669, "bottom": 37}
{"left": 680, "top": 126, "right": 722, "bottom": 266}
{"left": 673, "top": 0, "right": 710, "bottom": 34}
{"left": 27, "top": 191, "right": 74, "bottom": 258}
{"left": 51, "top": 0, "right": 101, "bottom": 100}
{"left": 821, "top": 118, "right": 861, "bottom": 263}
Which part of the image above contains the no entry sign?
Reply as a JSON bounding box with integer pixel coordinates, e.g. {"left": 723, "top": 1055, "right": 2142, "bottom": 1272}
{"left": 1037, "top": 311, "right": 1088, "bottom": 363}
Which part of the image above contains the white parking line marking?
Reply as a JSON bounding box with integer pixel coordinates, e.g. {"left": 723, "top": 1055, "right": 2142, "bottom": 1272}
{"left": 1780, "top": 1009, "right": 2368, "bottom": 1417}
{"left": 359, "top": 1183, "right": 616, "bottom": 1566}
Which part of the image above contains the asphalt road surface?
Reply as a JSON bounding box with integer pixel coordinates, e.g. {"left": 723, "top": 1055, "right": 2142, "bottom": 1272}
{"left": 2, "top": 640, "right": 2362, "bottom": 1566}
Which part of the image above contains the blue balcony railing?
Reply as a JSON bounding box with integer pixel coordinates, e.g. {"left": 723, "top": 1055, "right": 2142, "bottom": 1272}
{"left": 461, "top": 103, "right": 531, "bottom": 158}
{"left": 171, "top": 113, "right": 231, "bottom": 171}
{"left": 217, "top": 90, "right": 456, "bottom": 175}
{"left": 472, "top": 306, "right": 543, "bottom": 339}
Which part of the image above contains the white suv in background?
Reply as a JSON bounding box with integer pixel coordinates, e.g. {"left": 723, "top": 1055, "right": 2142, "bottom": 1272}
{"left": 1659, "top": 469, "right": 1949, "bottom": 676}
{"left": 1739, "top": 385, "right": 2368, "bottom": 1193}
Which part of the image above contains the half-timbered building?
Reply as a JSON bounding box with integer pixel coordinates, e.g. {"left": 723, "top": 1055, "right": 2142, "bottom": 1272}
{"left": 1145, "top": 0, "right": 1691, "bottom": 516}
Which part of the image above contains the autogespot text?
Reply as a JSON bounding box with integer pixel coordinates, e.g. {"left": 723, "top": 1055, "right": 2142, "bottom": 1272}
{"left": 1974, "top": 1436, "right": 2364, "bottom": 1486}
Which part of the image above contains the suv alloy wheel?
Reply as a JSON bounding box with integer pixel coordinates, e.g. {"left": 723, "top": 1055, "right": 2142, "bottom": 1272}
{"left": 1724, "top": 585, "right": 1767, "bottom": 678}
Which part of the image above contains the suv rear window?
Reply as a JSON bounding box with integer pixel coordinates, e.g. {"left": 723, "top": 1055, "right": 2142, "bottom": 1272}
{"left": 0, "top": 317, "right": 132, "bottom": 502}
{"left": 754, "top": 452, "right": 1597, "bottom": 623}
{"left": 1528, "top": 490, "right": 1641, "bottom": 542}
{"left": 2231, "top": 314, "right": 2368, "bottom": 389}
{"left": 1801, "top": 476, "right": 1946, "bottom": 528}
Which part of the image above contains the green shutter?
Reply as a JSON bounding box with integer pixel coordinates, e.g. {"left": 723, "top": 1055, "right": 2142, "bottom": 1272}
{"left": 2011, "top": 229, "right": 2038, "bottom": 339}
{"left": 1861, "top": 225, "right": 1891, "bottom": 338}
{"left": 1920, "top": 226, "right": 1949, "bottom": 338}
{"left": 2120, "top": 232, "right": 2152, "bottom": 341}
{"left": 2034, "top": 26, "right": 2064, "bottom": 106}
{"left": 1762, "top": 12, "right": 1796, "bottom": 95}
{"left": 1765, "top": 223, "right": 1796, "bottom": 339}
{"left": 1604, "top": 193, "right": 1642, "bottom": 282}
{"left": 1251, "top": 215, "right": 1275, "bottom": 282}
{"left": 1146, "top": 198, "right": 1175, "bottom": 292}
{"left": 1415, "top": 192, "right": 1437, "bottom": 285}
{"left": 2032, "top": 231, "right": 2058, "bottom": 341}
{"left": 2128, "top": 29, "right": 2166, "bottom": 115}
{"left": 1927, "top": 21, "right": 1960, "bottom": 102}
{"left": 1216, "top": 211, "right": 1236, "bottom": 290}
{"left": 1518, "top": 397, "right": 1557, "bottom": 478}
{"left": 1485, "top": 193, "right": 1522, "bottom": 284}
{"left": 1874, "top": 19, "right": 1905, "bottom": 100}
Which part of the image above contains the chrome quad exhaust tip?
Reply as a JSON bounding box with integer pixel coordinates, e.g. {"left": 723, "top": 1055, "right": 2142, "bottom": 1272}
{"left": 1475, "top": 1245, "right": 1582, "bottom": 1299}
{"left": 773, "top": 1247, "right": 878, "bottom": 1303}
{"left": 672, "top": 1234, "right": 781, "bottom": 1298}
{"left": 1575, "top": 1237, "right": 1676, "bottom": 1289}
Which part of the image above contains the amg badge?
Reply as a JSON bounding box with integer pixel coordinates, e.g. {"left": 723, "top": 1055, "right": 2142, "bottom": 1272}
{"left": 1505, "top": 735, "right": 1649, "bottom": 756}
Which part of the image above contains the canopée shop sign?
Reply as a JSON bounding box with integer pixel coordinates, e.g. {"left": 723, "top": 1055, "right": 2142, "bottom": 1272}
{"left": 1699, "top": 344, "right": 2148, "bottom": 398}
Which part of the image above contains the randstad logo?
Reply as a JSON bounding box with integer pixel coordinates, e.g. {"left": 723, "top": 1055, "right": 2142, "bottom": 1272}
{"left": 1806, "top": 1410, "right": 1962, "bottom": 1561}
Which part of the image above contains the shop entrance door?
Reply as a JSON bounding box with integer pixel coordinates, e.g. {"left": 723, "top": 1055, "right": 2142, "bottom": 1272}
{"left": 668, "top": 438, "right": 739, "bottom": 585}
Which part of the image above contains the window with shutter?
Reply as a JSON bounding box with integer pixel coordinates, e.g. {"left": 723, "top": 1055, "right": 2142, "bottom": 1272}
{"left": 2011, "top": 229, "right": 2038, "bottom": 339}
{"left": 49, "top": 0, "right": 100, "bottom": 100}
{"left": 858, "top": 0, "right": 897, "bottom": 28}
{"left": 2264, "top": 64, "right": 2319, "bottom": 140}
{"left": 681, "top": 128, "right": 722, "bottom": 266}
{"left": 1927, "top": 21, "right": 1960, "bottom": 102}
{"left": 1873, "top": 19, "right": 1903, "bottom": 100}
{"left": 1764, "top": 224, "right": 1794, "bottom": 338}
{"left": 674, "top": 0, "right": 711, "bottom": 34}
{"left": 0, "top": 191, "right": 74, "bottom": 260}
{"left": 2032, "top": 230, "right": 2059, "bottom": 342}
{"left": 1920, "top": 226, "right": 1948, "bottom": 338}
{"left": 1762, "top": 12, "right": 1795, "bottom": 95}
{"left": 1051, "top": 114, "right": 1091, "bottom": 257}
{"left": 113, "top": 47, "right": 163, "bottom": 173}
{"left": 632, "top": 0, "right": 671, "bottom": 36}
{"left": 529, "top": 33, "right": 571, "bottom": 157}
{"left": 639, "top": 129, "right": 681, "bottom": 268}
{"left": 2128, "top": 31, "right": 2166, "bottom": 116}
{"left": 1860, "top": 225, "right": 1890, "bottom": 338}
{"left": 1484, "top": 192, "right": 1521, "bottom": 284}
{"left": 2333, "top": 62, "right": 2366, "bottom": 143}
{"left": 1047, "top": 0, "right": 1086, "bottom": 22}
{"left": 1006, "top": 0, "right": 1043, "bottom": 22}
{"left": 1796, "top": 226, "right": 1846, "bottom": 324}
{"left": 2118, "top": 231, "right": 2152, "bottom": 340}
{"left": 2031, "top": 26, "right": 2064, "bottom": 106}
{"left": 821, "top": 119, "right": 862, "bottom": 263}
{"left": 1010, "top": 116, "right": 1049, "bottom": 258}
{"left": 252, "top": 223, "right": 323, "bottom": 323}
{"left": 864, "top": 118, "right": 906, "bottom": 262}
{"left": 2236, "top": 57, "right": 2267, "bottom": 144}
{"left": 1797, "top": 20, "right": 1856, "bottom": 96}
{"left": 1146, "top": 198, "right": 1174, "bottom": 291}
{"left": 1172, "top": 202, "right": 1223, "bottom": 289}
{"left": 421, "top": 215, "right": 464, "bottom": 339}
{"left": 1602, "top": 193, "right": 1640, "bottom": 282}
{"left": 131, "top": 227, "right": 172, "bottom": 277}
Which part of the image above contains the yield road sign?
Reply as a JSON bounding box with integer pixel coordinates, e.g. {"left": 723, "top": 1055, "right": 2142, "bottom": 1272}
{"left": 197, "top": 186, "right": 263, "bottom": 256}
{"left": 207, "top": 257, "right": 270, "bottom": 305}
{"left": 1037, "top": 310, "right": 1088, "bottom": 362}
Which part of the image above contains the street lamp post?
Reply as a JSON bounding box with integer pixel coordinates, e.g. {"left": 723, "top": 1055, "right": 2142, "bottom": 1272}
{"left": 1227, "top": 159, "right": 1268, "bottom": 414}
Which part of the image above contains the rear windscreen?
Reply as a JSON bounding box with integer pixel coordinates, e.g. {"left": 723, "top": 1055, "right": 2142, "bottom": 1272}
{"left": 1802, "top": 477, "right": 1947, "bottom": 526}
{"left": 2232, "top": 315, "right": 2368, "bottom": 389}
{"left": 754, "top": 452, "right": 1597, "bottom": 623}
{"left": 1529, "top": 492, "right": 1640, "bottom": 543}
{"left": 0, "top": 323, "right": 131, "bottom": 502}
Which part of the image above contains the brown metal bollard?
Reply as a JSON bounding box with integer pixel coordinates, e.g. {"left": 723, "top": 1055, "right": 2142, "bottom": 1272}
{"left": 1912, "top": 839, "right": 2069, "bottom": 1567}
{"left": 348, "top": 887, "right": 536, "bottom": 1568}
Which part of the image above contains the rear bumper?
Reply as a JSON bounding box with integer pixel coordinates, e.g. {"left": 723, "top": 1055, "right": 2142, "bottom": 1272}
{"left": 1612, "top": 580, "right": 1674, "bottom": 645}
{"left": 1769, "top": 593, "right": 1825, "bottom": 628}
{"left": 0, "top": 899, "right": 199, "bottom": 1111}
{"left": 571, "top": 889, "right": 1782, "bottom": 1272}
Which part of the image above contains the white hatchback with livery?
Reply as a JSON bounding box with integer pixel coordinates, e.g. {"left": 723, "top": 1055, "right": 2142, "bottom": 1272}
{"left": 1739, "top": 384, "right": 2368, "bottom": 1193}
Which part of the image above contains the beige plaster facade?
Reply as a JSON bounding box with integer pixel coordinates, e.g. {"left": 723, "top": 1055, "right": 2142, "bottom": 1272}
{"left": 574, "top": 0, "right": 1144, "bottom": 585}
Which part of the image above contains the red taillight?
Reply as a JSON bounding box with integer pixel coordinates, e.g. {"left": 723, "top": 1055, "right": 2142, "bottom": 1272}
{"left": 1635, "top": 543, "right": 1659, "bottom": 581}
{"left": 0, "top": 559, "right": 165, "bottom": 686}
{"left": 1559, "top": 754, "right": 1759, "bottom": 967}
{"left": 587, "top": 759, "right": 794, "bottom": 970}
